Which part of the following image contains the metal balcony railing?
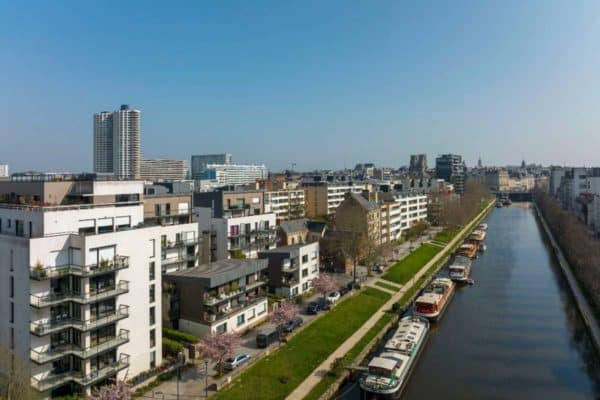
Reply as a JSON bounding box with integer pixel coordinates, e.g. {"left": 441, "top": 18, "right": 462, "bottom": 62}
{"left": 30, "top": 329, "right": 129, "bottom": 364}
{"left": 30, "top": 256, "right": 129, "bottom": 280}
{"left": 30, "top": 305, "right": 129, "bottom": 336}
{"left": 30, "top": 281, "right": 129, "bottom": 308}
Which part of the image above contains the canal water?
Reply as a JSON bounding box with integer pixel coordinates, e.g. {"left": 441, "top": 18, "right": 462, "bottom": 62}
{"left": 343, "top": 204, "right": 600, "bottom": 400}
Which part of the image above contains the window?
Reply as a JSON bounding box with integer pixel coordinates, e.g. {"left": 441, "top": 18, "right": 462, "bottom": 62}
{"left": 9, "top": 302, "right": 14, "bottom": 323}
{"left": 150, "top": 239, "right": 156, "bottom": 258}
{"left": 216, "top": 323, "right": 227, "bottom": 334}
{"left": 291, "top": 287, "right": 299, "bottom": 296}
{"left": 149, "top": 329, "right": 156, "bottom": 347}
{"left": 28, "top": 221, "right": 33, "bottom": 238}
{"left": 149, "top": 262, "right": 155, "bottom": 281}
{"left": 236, "top": 314, "right": 245, "bottom": 327}
{"left": 7, "top": 219, "right": 11, "bottom": 228}
{"left": 9, "top": 250, "right": 13, "bottom": 271}
{"left": 302, "top": 254, "right": 308, "bottom": 263}
{"left": 302, "top": 268, "right": 308, "bottom": 278}
{"left": 149, "top": 307, "right": 155, "bottom": 326}
{"left": 149, "top": 284, "right": 155, "bottom": 303}
{"left": 9, "top": 276, "right": 13, "bottom": 298}
{"left": 302, "top": 282, "right": 309, "bottom": 291}
{"left": 10, "top": 327, "right": 14, "bottom": 350}
{"left": 150, "top": 350, "right": 156, "bottom": 369}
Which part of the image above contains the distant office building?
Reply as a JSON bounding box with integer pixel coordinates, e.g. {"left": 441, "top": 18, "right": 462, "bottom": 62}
{"left": 409, "top": 154, "right": 428, "bottom": 175}
{"left": 203, "top": 164, "right": 268, "bottom": 186}
{"left": 140, "top": 159, "right": 188, "bottom": 182}
{"left": 435, "top": 154, "right": 466, "bottom": 195}
{"left": 191, "top": 154, "right": 232, "bottom": 179}
{"left": 93, "top": 105, "right": 141, "bottom": 179}
{"left": 0, "top": 163, "right": 8, "bottom": 178}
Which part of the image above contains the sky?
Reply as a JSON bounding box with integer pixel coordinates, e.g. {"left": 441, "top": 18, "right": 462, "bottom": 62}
{"left": 1, "top": 0, "right": 600, "bottom": 173}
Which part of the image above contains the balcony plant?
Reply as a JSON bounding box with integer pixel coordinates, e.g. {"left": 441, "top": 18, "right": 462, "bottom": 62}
{"left": 33, "top": 261, "right": 46, "bottom": 278}
{"left": 99, "top": 258, "right": 110, "bottom": 270}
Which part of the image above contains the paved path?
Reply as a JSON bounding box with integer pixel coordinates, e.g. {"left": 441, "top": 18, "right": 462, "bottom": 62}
{"left": 286, "top": 201, "right": 494, "bottom": 400}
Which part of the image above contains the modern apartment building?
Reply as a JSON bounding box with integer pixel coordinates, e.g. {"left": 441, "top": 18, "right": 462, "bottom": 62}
{"left": 140, "top": 159, "right": 188, "bottom": 182}
{"left": 263, "top": 188, "right": 305, "bottom": 222}
{"left": 93, "top": 105, "right": 141, "bottom": 179}
{"left": 258, "top": 242, "right": 319, "bottom": 298}
{"left": 190, "top": 154, "right": 232, "bottom": 180}
{"left": 435, "top": 154, "right": 466, "bottom": 195}
{"left": 302, "top": 181, "right": 366, "bottom": 217}
{"left": 203, "top": 164, "right": 268, "bottom": 186}
{"left": 162, "top": 259, "right": 268, "bottom": 337}
{"left": 0, "top": 176, "right": 200, "bottom": 398}
{"left": 0, "top": 163, "right": 9, "bottom": 178}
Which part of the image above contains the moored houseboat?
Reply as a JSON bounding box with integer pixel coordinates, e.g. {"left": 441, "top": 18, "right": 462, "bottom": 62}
{"left": 413, "top": 278, "right": 456, "bottom": 321}
{"left": 449, "top": 255, "right": 472, "bottom": 283}
{"left": 359, "top": 316, "right": 430, "bottom": 399}
{"left": 457, "top": 243, "right": 478, "bottom": 258}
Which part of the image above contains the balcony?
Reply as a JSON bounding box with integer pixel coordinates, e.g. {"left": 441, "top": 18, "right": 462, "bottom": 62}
{"left": 31, "top": 354, "right": 130, "bottom": 392}
{"left": 30, "top": 329, "right": 130, "bottom": 364}
{"left": 31, "top": 305, "right": 129, "bottom": 336}
{"left": 204, "top": 296, "right": 266, "bottom": 323}
{"left": 162, "top": 237, "right": 199, "bottom": 249}
{"left": 30, "top": 256, "right": 129, "bottom": 280}
{"left": 203, "top": 280, "right": 267, "bottom": 306}
{"left": 162, "top": 253, "right": 197, "bottom": 265}
{"left": 30, "top": 281, "right": 129, "bottom": 308}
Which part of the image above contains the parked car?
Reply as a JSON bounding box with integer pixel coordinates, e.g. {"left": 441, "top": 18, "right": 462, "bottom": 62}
{"left": 307, "top": 301, "right": 321, "bottom": 314}
{"left": 317, "top": 297, "right": 330, "bottom": 310}
{"left": 339, "top": 286, "right": 350, "bottom": 296}
{"left": 327, "top": 291, "right": 341, "bottom": 304}
{"left": 371, "top": 264, "right": 384, "bottom": 273}
{"left": 281, "top": 316, "right": 303, "bottom": 332}
{"left": 256, "top": 328, "right": 280, "bottom": 348}
{"left": 223, "top": 353, "right": 251, "bottom": 371}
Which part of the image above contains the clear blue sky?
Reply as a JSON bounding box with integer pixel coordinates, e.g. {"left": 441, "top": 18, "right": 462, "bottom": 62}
{"left": 1, "top": 1, "right": 600, "bottom": 172}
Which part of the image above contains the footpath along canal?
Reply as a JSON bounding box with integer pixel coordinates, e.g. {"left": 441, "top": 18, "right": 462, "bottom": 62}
{"left": 342, "top": 203, "right": 600, "bottom": 400}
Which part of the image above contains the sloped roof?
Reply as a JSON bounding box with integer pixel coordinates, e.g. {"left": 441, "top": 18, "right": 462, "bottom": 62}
{"left": 348, "top": 192, "right": 379, "bottom": 211}
{"left": 279, "top": 218, "right": 310, "bottom": 234}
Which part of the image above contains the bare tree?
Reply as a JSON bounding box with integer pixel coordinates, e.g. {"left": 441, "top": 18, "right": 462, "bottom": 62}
{"left": 198, "top": 332, "right": 241, "bottom": 375}
{"left": 89, "top": 381, "right": 131, "bottom": 400}
{"left": 0, "top": 345, "right": 38, "bottom": 400}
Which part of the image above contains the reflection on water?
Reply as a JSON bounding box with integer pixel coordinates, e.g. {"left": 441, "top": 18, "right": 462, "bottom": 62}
{"left": 341, "top": 204, "right": 600, "bottom": 400}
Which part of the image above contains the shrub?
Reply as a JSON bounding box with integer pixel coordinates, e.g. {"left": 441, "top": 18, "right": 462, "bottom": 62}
{"left": 163, "top": 327, "right": 198, "bottom": 344}
{"left": 162, "top": 337, "right": 184, "bottom": 357}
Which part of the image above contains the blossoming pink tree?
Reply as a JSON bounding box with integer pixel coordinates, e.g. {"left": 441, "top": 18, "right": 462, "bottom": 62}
{"left": 311, "top": 273, "right": 339, "bottom": 298}
{"left": 268, "top": 300, "right": 300, "bottom": 343}
{"left": 89, "top": 380, "right": 130, "bottom": 400}
{"left": 198, "top": 331, "right": 241, "bottom": 375}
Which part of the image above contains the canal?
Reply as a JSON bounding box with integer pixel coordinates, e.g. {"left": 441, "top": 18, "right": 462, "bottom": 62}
{"left": 343, "top": 204, "right": 600, "bottom": 400}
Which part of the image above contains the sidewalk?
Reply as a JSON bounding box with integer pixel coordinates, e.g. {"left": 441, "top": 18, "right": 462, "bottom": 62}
{"left": 285, "top": 202, "right": 494, "bottom": 400}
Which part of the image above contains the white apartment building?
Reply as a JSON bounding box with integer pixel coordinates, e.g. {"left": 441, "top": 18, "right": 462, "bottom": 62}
{"left": 203, "top": 164, "right": 268, "bottom": 186}
{"left": 195, "top": 208, "right": 277, "bottom": 260}
{"left": 0, "top": 178, "right": 200, "bottom": 398}
{"left": 93, "top": 105, "right": 141, "bottom": 179}
{"left": 140, "top": 159, "right": 188, "bottom": 182}
{"left": 263, "top": 189, "right": 305, "bottom": 222}
{"left": 258, "top": 242, "right": 319, "bottom": 298}
{"left": 0, "top": 163, "right": 9, "bottom": 178}
{"left": 381, "top": 194, "right": 428, "bottom": 243}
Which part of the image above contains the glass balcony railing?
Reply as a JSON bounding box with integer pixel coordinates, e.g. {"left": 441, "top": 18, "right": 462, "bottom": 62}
{"left": 31, "top": 353, "right": 130, "bottom": 392}
{"left": 30, "top": 305, "right": 129, "bottom": 336}
{"left": 30, "top": 256, "right": 129, "bottom": 280}
{"left": 30, "top": 281, "right": 129, "bottom": 308}
{"left": 30, "top": 329, "right": 129, "bottom": 364}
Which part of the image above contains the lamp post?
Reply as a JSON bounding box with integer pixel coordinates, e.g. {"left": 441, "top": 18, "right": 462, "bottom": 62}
{"left": 204, "top": 359, "right": 209, "bottom": 398}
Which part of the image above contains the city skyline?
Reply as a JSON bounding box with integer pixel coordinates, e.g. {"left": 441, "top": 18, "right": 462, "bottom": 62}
{"left": 3, "top": 1, "right": 600, "bottom": 172}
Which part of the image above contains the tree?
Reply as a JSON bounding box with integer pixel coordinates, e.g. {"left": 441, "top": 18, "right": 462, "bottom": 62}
{"left": 335, "top": 209, "right": 377, "bottom": 283}
{"left": 198, "top": 332, "right": 241, "bottom": 375}
{"left": 89, "top": 381, "right": 130, "bottom": 400}
{"left": 311, "top": 273, "right": 339, "bottom": 298}
{"left": 0, "top": 345, "right": 39, "bottom": 400}
{"left": 230, "top": 249, "right": 246, "bottom": 259}
{"left": 268, "top": 300, "right": 300, "bottom": 343}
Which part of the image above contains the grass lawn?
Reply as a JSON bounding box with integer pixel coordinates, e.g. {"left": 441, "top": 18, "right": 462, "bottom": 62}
{"left": 433, "top": 227, "right": 460, "bottom": 243}
{"left": 382, "top": 243, "right": 442, "bottom": 285}
{"left": 302, "top": 312, "right": 395, "bottom": 400}
{"left": 374, "top": 281, "right": 400, "bottom": 292}
{"left": 212, "top": 288, "right": 391, "bottom": 400}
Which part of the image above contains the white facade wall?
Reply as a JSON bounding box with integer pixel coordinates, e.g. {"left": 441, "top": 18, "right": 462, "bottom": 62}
{"left": 277, "top": 242, "right": 319, "bottom": 298}
{"left": 205, "top": 164, "right": 268, "bottom": 186}
{"left": 0, "top": 163, "right": 8, "bottom": 177}
{"left": 327, "top": 185, "right": 365, "bottom": 214}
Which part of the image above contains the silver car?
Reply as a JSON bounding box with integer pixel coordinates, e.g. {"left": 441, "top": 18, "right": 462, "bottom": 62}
{"left": 223, "top": 353, "right": 251, "bottom": 371}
